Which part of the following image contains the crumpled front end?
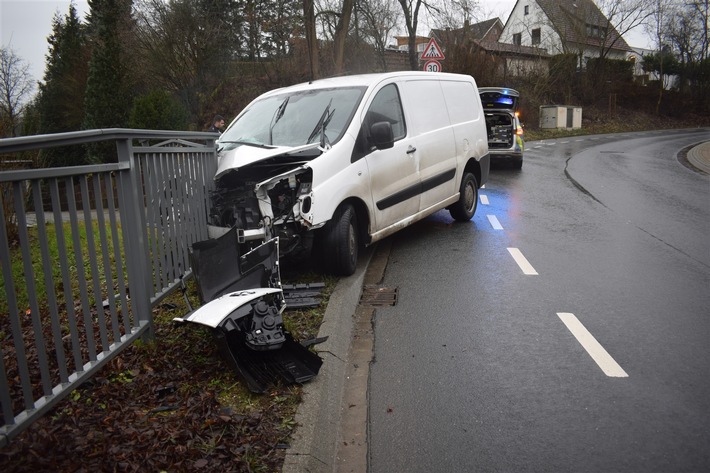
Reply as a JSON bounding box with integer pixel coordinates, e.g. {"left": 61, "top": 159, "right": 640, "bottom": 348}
{"left": 208, "top": 148, "right": 319, "bottom": 259}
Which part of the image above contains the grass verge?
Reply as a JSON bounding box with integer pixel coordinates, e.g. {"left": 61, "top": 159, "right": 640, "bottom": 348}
{"left": 0, "top": 264, "right": 337, "bottom": 472}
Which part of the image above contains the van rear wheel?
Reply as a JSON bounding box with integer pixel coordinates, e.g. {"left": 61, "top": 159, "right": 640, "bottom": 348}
{"left": 449, "top": 172, "right": 478, "bottom": 222}
{"left": 321, "top": 203, "right": 359, "bottom": 276}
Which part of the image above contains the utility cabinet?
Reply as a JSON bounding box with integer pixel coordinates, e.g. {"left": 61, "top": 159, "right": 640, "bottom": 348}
{"left": 539, "top": 105, "right": 582, "bottom": 129}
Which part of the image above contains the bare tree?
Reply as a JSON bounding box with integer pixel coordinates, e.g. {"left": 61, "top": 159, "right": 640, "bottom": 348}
{"left": 312, "top": 0, "right": 356, "bottom": 74}
{"left": 596, "top": 0, "right": 655, "bottom": 58}
{"left": 0, "top": 47, "right": 35, "bottom": 138}
{"left": 357, "top": 0, "right": 403, "bottom": 69}
{"left": 134, "top": 0, "right": 240, "bottom": 119}
{"left": 666, "top": 1, "right": 709, "bottom": 63}
{"left": 663, "top": 0, "right": 709, "bottom": 110}
{"left": 397, "top": 0, "right": 429, "bottom": 70}
{"left": 692, "top": 0, "right": 710, "bottom": 62}
{"left": 430, "top": 0, "right": 479, "bottom": 30}
{"left": 646, "top": 0, "right": 673, "bottom": 113}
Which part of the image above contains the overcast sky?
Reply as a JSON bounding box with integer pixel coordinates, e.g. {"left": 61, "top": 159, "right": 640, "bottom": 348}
{"left": 1, "top": 0, "right": 650, "bottom": 88}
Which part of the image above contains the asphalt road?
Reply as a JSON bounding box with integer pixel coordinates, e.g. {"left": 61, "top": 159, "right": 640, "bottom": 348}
{"left": 368, "top": 129, "right": 710, "bottom": 472}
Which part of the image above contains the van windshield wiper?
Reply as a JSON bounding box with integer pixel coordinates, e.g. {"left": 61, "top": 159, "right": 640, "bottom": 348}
{"left": 306, "top": 99, "right": 334, "bottom": 146}
{"left": 269, "top": 97, "right": 290, "bottom": 145}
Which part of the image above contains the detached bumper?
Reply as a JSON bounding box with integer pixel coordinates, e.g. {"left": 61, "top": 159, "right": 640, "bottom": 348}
{"left": 175, "top": 227, "right": 323, "bottom": 393}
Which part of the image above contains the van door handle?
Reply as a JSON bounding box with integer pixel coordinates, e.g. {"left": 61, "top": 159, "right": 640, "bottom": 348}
{"left": 406, "top": 146, "right": 417, "bottom": 154}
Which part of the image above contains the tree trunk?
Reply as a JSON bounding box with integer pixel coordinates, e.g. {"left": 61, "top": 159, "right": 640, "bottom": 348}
{"left": 333, "top": 0, "right": 355, "bottom": 74}
{"left": 398, "top": 0, "right": 422, "bottom": 71}
{"left": 303, "top": 0, "right": 320, "bottom": 80}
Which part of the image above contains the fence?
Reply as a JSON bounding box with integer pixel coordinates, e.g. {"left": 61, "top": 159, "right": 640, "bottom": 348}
{"left": 0, "top": 129, "right": 218, "bottom": 447}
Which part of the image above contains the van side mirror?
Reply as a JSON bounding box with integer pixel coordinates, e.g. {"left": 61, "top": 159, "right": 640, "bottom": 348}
{"left": 370, "top": 121, "right": 394, "bottom": 150}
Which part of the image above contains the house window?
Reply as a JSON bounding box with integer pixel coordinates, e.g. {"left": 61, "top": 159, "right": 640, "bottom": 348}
{"left": 586, "top": 23, "right": 607, "bottom": 38}
{"left": 531, "top": 28, "right": 541, "bottom": 45}
{"left": 513, "top": 33, "right": 522, "bottom": 46}
{"left": 524, "top": 5, "right": 529, "bottom": 15}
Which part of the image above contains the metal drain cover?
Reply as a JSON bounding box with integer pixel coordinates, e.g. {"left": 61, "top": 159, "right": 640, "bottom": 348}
{"left": 359, "top": 285, "right": 398, "bottom": 306}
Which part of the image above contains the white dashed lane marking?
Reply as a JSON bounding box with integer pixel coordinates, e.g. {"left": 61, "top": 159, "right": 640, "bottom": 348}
{"left": 487, "top": 215, "right": 503, "bottom": 230}
{"left": 507, "top": 248, "right": 538, "bottom": 275}
{"left": 557, "top": 312, "right": 629, "bottom": 378}
{"left": 480, "top": 194, "right": 489, "bottom": 205}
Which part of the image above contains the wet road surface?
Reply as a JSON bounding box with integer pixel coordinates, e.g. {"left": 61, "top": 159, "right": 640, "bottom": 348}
{"left": 368, "top": 129, "right": 710, "bottom": 472}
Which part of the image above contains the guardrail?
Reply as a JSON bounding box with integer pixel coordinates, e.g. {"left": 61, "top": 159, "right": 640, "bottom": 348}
{"left": 0, "top": 129, "right": 218, "bottom": 446}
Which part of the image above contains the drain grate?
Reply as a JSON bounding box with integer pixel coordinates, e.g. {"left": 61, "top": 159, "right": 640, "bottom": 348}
{"left": 359, "top": 285, "right": 398, "bottom": 307}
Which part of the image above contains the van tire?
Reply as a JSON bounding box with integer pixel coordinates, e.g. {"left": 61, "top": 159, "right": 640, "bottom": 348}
{"left": 450, "top": 172, "right": 478, "bottom": 222}
{"left": 321, "top": 203, "right": 359, "bottom": 276}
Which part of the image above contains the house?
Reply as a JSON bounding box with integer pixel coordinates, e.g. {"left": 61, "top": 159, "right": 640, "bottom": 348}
{"left": 627, "top": 46, "right": 653, "bottom": 85}
{"left": 391, "top": 19, "right": 504, "bottom": 64}
{"left": 473, "top": 40, "right": 549, "bottom": 79}
{"left": 391, "top": 35, "right": 432, "bottom": 55}
{"left": 428, "top": 18, "right": 549, "bottom": 79}
{"left": 499, "top": 0, "right": 632, "bottom": 68}
{"left": 430, "top": 18, "right": 504, "bottom": 46}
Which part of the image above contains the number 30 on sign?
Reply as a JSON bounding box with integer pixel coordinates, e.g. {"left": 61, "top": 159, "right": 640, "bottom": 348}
{"left": 424, "top": 60, "right": 441, "bottom": 72}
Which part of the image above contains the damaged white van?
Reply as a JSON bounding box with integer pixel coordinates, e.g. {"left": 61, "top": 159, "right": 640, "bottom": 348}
{"left": 210, "top": 71, "right": 490, "bottom": 275}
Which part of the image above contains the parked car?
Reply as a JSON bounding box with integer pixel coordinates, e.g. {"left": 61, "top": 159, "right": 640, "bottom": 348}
{"left": 210, "top": 72, "right": 490, "bottom": 275}
{"left": 479, "top": 87, "right": 524, "bottom": 169}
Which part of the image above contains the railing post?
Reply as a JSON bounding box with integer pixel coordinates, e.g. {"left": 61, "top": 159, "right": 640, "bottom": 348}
{"left": 116, "top": 137, "right": 154, "bottom": 340}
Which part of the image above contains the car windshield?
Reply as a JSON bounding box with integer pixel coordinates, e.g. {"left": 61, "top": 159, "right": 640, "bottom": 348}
{"left": 219, "top": 86, "right": 366, "bottom": 151}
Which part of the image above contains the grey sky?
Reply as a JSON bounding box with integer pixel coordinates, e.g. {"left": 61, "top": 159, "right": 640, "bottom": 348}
{"left": 1, "top": 0, "right": 649, "bottom": 92}
{"left": 1, "top": 1, "right": 90, "bottom": 84}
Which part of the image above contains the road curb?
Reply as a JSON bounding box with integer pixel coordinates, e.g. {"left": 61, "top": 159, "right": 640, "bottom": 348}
{"left": 686, "top": 141, "right": 710, "bottom": 174}
{"left": 282, "top": 246, "right": 375, "bottom": 473}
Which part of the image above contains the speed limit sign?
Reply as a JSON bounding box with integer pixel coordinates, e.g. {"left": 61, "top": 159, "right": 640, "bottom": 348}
{"left": 424, "top": 60, "right": 441, "bottom": 72}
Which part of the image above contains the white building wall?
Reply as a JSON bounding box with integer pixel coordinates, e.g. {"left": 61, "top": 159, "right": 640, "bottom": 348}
{"left": 501, "top": 0, "right": 629, "bottom": 64}
{"left": 500, "top": 1, "right": 564, "bottom": 54}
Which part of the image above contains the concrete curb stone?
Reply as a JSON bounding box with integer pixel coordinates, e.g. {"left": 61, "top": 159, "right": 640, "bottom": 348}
{"left": 687, "top": 140, "right": 710, "bottom": 174}
{"left": 282, "top": 247, "right": 374, "bottom": 473}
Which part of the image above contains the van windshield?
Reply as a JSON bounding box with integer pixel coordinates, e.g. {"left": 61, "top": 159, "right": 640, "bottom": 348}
{"left": 220, "top": 87, "right": 366, "bottom": 151}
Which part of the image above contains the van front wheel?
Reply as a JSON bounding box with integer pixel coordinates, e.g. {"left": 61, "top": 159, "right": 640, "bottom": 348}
{"left": 321, "top": 203, "right": 359, "bottom": 276}
{"left": 449, "top": 172, "right": 478, "bottom": 222}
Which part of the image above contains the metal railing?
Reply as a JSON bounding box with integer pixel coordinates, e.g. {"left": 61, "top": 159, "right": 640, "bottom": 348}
{"left": 0, "top": 129, "right": 218, "bottom": 446}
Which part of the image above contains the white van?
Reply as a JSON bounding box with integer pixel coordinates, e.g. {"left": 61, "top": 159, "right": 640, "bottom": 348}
{"left": 211, "top": 72, "right": 490, "bottom": 275}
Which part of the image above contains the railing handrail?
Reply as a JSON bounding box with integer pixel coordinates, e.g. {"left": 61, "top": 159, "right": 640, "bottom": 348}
{"left": 0, "top": 128, "right": 219, "bottom": 154}
{"left": 0, "top": 129, "right": 218, "bottom": 447}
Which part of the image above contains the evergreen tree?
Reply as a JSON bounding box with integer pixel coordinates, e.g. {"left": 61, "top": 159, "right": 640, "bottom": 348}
{"left": 37, "top": 3, "right": 90, "bottom": 167}
{"left": 83, "top": 0, "right": 135, "bottom": 162}
{"left": 128, "top": 89, "right": 189, "bottom": 130}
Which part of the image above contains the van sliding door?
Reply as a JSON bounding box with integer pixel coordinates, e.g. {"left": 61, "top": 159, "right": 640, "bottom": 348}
{"left": 399, "top": 79, "right": 457, "bottom": 212}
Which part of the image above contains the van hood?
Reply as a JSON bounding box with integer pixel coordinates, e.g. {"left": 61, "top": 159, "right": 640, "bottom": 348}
{"left": 215, "top": 142, "right": 321, "bottom": 179}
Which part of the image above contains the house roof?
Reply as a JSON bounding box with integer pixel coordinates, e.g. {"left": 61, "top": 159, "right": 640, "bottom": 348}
{"left": 475, "top": 39, "right": 550, "bottom": 58}
{"left": 430, "top": 18, "right": 503, "bottom": 44}
{"left": 535, "top": 0, "right": 632, "bottom": 52}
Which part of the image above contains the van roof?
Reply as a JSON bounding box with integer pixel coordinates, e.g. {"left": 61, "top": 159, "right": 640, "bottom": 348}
{"left": 264, "top": 72, "right": 476, "bottom": 95}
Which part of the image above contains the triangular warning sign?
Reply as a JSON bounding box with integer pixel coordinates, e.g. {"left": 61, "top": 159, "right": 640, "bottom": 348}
{"left": 421, "top": 37, "right": 445, "bottom": 60}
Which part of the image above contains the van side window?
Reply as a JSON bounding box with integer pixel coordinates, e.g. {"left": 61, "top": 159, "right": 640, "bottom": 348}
{"left": 352, "top": 84, "right": 406, "bottom": 162}
{"left": 365, "top": 84, "right": 406, "bottom": 140}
